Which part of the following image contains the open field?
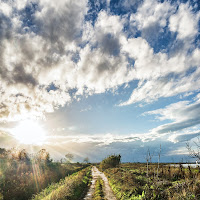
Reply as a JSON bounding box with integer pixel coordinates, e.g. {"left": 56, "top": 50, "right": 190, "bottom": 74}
{"left": 100, "top": 163, "right": 200, "bottom": 200}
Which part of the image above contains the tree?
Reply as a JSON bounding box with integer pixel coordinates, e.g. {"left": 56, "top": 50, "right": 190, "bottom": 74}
{"left": 145, "top": 148, "right": 154, "bottom": 177}
{"left": 36, "top": 149, "right": 51, "bottom": 162}
{"left": 0, "top": 148, "right": 7, "bottom": 158}
{"left": 157, "top": 144, "right": 161, "bottom": 180}
{"left": 18, "top": 149, "right": 30, "bottom": 161}
{"left": 65, "top": 153, "right": 74, "bottom": 163}
{"left": 6, "top": 148, "right": 30, "bottom": 161}
{"left": 83, "top": 157, "right": 89, "bottom": 163}
{"left": 186, "top": 138, "right": 200, "bottom": 161}
{"left": 100, "top": 155, "right": 121, "bottom": 170}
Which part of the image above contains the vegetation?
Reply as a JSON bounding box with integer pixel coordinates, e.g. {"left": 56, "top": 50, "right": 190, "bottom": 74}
{"left": 101, "top": 163, "right": 200, "bottom": 200}
{"left": 83, "top": 157, "right": 90, "bottom": 164}
{"left": 65, "top": 153, "right": 74, "bottom": 163}
{"left": 93, "top": 177, "right": 105, "bottom": 200}
{"left": 1, "top": 144, "right": 200, "bottom": 200}
{"left": 99, "top": 155, "right": 121, "bottom": 170}
{"left": 0, "top": 148, "right": 89, "bottom": 200}
{"left": 32, "top": 166, "right": 92, "bottom": 200}
{"left": 187, "top": 138, "right": 200, "bottom": 161}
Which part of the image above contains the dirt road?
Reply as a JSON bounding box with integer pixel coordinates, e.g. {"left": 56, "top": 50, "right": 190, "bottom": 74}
{"left": 84, "top": 166, "right": 117, "bottom": 200}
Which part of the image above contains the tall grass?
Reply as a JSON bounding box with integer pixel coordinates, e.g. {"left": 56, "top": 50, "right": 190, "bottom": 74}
{"left": 32, "top": 166, "right": 92, "bottom": 200}
{"left": 100, "top": 163, "right": 200, "bottom": 200}
{"left": 0, "top": 158, "right": 87, "bottom": 200}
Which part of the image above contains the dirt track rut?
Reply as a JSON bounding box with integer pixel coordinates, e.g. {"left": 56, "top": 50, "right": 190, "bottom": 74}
{"left": 84, "top": 166, "right": 117, "bottom": 200}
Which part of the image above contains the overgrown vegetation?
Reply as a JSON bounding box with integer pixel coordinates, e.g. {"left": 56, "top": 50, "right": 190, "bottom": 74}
{"left": 0, "top": 148, "right": 89, "bottom": 200}
{"left": 32, "top": 166, "right": 92, "bottom": 200}
{"left": 93, "top": 177, "right": 105, "bottom": 200}
{"left": 99, "top": 155, "right": 121, "bottom": 170}
{"left": 101, "top": 163, "right": 200, "bottom": 200}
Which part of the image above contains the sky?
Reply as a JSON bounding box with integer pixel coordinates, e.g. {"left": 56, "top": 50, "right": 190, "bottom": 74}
{"left": 0, "top": 0, "right": 200, "bottom": 162}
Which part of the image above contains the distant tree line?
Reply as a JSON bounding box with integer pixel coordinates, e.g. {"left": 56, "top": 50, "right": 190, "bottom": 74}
{"left": 0, "top": 147, "right": 90, "bottom": 164}
{"left": 0, "top": 147, "right": 51, "bottom": 163}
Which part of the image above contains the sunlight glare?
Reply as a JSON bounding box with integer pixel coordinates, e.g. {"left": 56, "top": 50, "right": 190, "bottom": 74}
{"left": 12, "top": 120, "right": 47, "bottom": 145}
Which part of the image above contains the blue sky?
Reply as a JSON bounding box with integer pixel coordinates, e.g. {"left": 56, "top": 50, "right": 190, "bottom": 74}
{"left": 0, "top": 0, "right": 200, "bottom": 162}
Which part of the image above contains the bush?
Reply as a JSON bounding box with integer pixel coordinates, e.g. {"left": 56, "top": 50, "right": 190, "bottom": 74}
{"left": 100, "top": 155, "right": 121, "bottom": 170}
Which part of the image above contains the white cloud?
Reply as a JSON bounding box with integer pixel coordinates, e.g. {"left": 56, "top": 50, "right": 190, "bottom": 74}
{"left": 168, "top": 131, "right": 200, "bottom": 143}
{"left": 0, "top": 0, "right": 200, "bottom": 123}
{"left": 95, "top": 11, "right": 125, "bottom": 35}
{"left": 0, "top": 2, "right": 12, "bottom": 17}
{"left": 119, "top": 1, "right": 200, "bottom": 106}
{"left": 120, "top": 35, "right": 200, "bottom": 105}
{"left": 143, "top": 97, "right": 200, "bottom": 142}
{"left": 168, "top": 147, "right": 189, "bottom": 156}
{"left": 131, "top": 0, "right": 174, "bottom": 30}
{"left": 169, "top": 3, "right": 200, "bottom": 39}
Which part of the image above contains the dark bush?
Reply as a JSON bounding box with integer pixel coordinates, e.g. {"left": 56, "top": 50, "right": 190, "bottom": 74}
{"left": 100, "top": 155, "right": 121, "bottom": 170}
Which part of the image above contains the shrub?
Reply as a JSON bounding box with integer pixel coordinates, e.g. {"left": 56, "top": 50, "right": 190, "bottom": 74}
{"left": 100, "top": 155, "right": 121, "bottom": 170}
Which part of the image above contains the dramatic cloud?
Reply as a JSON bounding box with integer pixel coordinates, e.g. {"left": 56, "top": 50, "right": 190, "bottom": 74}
{"left": 120, "top": 0, "right": 200, "bottom": 105}
{"left": 0, "top": 0, "right": 199, "bottom": 122}
{"left": 0, "top": 0, "right": 200, "bottom": 162}
{"left": 142, "top": 96, "right": 200, "bottom": 144}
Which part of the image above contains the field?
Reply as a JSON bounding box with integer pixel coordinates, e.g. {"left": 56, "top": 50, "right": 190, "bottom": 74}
{"left": 100, "top": 163, "right": 200, "bottom": 200}
{"left": 1, "top": 151, "right": 200, "bottom": 200}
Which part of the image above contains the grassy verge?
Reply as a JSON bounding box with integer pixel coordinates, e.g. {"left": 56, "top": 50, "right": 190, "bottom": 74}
{"left": 93, "top": 177, "right": 105, "bottom": 200}
{"left": 32, "top": 166, "right": 92, "bottom": 200}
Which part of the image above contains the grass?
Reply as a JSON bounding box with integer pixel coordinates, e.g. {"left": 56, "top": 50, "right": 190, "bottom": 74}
{"left": 31, "top": 166, "right": 92, "bottom": 200}
{"left": 93, "top": 177, "right": 105, "bottom": 200}
{"left": 98, "top": 163, "right": 200, "bottom": 200}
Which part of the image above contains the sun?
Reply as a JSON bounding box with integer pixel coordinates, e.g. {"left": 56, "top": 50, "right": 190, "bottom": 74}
{"left": 12, "top": 120, "right": 47, "bottom": 145}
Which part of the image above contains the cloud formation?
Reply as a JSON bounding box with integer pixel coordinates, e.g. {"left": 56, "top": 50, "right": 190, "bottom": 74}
{"left": 0, "top": 0, "right": 199, "bottom": 124}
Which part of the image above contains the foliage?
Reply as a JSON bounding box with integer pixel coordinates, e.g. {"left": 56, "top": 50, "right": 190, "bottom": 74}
{"left": 65, "top": 153, "right": 74, "bottom": 163}
{"left": 32, "top": 166, "right": 92, "bottom": 200}
{"left": 36, "top": 149, "right": 52, "bottom": 162}
{"left": 100, "top": 155, "right": 121, "bottom": 170}
{"left": 0, "top": 148, "right": 6, "bottom": 158}
{"left": 84, "top": 157, "right": 90, "bottom": 163}
{"left": 0, "top": 149, "right": 88, "bottom": 200}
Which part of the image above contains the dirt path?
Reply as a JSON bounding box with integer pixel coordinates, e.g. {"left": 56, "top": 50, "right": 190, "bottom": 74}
{"left": 84, "top": 166, "right": 117, "bottom": 200}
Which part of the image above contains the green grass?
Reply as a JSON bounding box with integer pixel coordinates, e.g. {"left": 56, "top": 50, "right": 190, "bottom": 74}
{"left": 32, "top": 166, "right": 92, "bottom": 200}
{"left": 93, "top": 177, "right": 105, "bottom": 200}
